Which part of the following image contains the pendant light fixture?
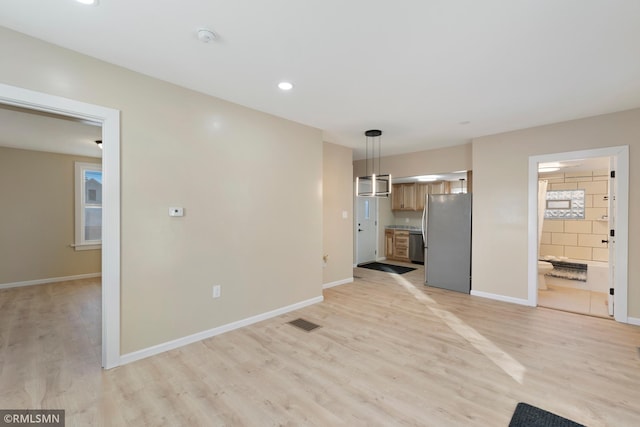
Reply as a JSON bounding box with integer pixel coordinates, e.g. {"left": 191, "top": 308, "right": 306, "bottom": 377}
{"left": 356, "top": 129, "right": 392, "bottom": 197}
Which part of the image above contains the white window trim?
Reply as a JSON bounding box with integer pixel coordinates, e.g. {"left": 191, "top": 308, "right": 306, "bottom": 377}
{"left": 75, "top": 161, "right": 102, "bottom": 251}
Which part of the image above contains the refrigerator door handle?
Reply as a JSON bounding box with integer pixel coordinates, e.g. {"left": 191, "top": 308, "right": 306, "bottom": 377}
{"left": 421, "top": 196, "right": 428, "bottom": 246}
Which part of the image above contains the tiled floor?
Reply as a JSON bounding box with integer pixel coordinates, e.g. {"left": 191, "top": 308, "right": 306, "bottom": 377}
{"left": 538, "top": 285, "right": 611, "bottom": 318}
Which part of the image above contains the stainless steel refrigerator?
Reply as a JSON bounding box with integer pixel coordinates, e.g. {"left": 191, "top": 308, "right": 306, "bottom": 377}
{"left": 421, "top": 193, "right": 472, "bottom": 293}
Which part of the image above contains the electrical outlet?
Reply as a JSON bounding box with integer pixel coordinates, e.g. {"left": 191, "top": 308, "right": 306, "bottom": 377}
{"left": 212, "top": 285, "right": 221, "bottom": 298}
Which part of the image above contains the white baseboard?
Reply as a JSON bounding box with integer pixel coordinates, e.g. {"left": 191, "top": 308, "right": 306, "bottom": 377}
{"left": 627, "top": 317, "right": 640, "bottom": 326}
{"left": 470, "top": 290, "right": 533, "bottom": 307}
{"left": 0, "top": 273, "right": 102, "bottom": 290}
{"left": 120, "top": 295, "right": 324, "bottom": 366}
{"left": 323, "top": 277, "right": 354, "bottom": 289}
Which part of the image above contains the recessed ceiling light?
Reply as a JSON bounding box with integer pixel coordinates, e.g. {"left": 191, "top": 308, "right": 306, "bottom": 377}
{"left": 278, "top": 82, "right": 294, "bottom": 91}
{"left": 76, "top": 0, "right": 99, "bottom": 5}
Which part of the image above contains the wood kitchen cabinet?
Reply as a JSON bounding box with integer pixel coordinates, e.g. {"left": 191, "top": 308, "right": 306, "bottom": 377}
{"left": 391, "top": 183, "right": 416, "bottom": 211}
{"left": 385, "top": 230, "right": 394, "bottom": 259}
{"left": 415, "top": 183, "right": 429, "bottom": 211}
{"left": 429, "top": 181, "right": 445, "bottom": 194}
{"left": 391, "top": 184, "right": 404, "bottom": 210}
{"left": 394, "top": 230, "right": 410, "bottom": 260}
{"left": 385, "top": 229, "right": 410, "bottom": 262}
{"left": 392, "top": 178, "right": 466, "bottom": 211}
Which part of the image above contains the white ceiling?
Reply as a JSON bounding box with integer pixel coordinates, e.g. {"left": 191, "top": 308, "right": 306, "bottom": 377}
{"left": 539, "top": 157, "right": 609, "bottom": 173}
{"left": 394, "top": 171, "right": 468, "bottom": 184}
{"left": 1, "top": 1, "right": 639, "bottom": 160}
{"left": 0, "top": 106, "right": 102, "bottom": 158}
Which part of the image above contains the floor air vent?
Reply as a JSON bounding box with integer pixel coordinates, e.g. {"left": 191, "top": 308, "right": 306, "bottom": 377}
{"left": 288, "top": 318, "right": 321, "bottom": 332}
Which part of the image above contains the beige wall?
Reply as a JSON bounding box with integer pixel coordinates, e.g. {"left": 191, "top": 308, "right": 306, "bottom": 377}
{"left": 540, "top": 170, "right": 610, "bottom": 262}
{"left": 0, "top": 27, "right": 323, "bottom": 354}
{"left": 322, "top": 142, "right": 354, "bottom": 284}
{"left": 0, "top": 147, "right": 101, "bottom": 283}
{"left": 472, "top": 108, "right": 640, "bottom": 317}
{"left": 353, "top": 143, "right": 472, "bottom": 179}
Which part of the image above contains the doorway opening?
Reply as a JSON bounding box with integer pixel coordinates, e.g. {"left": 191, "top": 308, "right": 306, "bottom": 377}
{"left": 0, "top": 83, "right": 121, "bottom": 368}
{"left": 355, "top": 171, "right": 471, "bottom": 269}
{"left": 528, "top": 146, "right": 629, "bottom": 323}
{"left": 355, "top": 180, "right": 379, "bottom": 266}
{"left": 537, "top": 156, "right": 611, "bottom": 318}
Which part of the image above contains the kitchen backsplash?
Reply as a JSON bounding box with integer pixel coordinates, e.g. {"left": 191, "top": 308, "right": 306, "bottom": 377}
{"left": 391, "top": 211, "right": 423, "bottom": 228}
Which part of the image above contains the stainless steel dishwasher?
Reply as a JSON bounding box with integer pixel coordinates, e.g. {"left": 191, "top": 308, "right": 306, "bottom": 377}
{"left": 409, "top": 230, "right": 424, "bottom": 264}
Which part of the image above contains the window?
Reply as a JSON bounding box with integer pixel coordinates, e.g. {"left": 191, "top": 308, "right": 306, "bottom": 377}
{"left": 544, "top": 189, "right": 585, "bottom": 219}
{"left": 75, "top": 162, "right": 102, "bottom": 250}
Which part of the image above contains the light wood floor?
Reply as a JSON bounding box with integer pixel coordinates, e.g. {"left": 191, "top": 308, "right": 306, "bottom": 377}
{"left": 1, "top": 269, "right": 639, "bottom": 426}
{"left": 538, "top": 284, "right": 610, "bottom": 318}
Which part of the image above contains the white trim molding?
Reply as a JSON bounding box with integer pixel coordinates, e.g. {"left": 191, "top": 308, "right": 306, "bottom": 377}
{"left": 470, "top": 290, "right": 532, "bottom": 307}
{"left": 0, "top": 83, "right": 121, "bottom": 369}
{"left": 74, "top": 161, "right": 103, "bottom": 249}
{"left": 627, "top": 317, "right": 640, "bottom": 327}
{"left": 120, "top": 295, "right": 324, "bottom": 366}
{"left": 323, "top": 277, "right": 354, "bottom": 289}
{"left": 0, "top": 273, "right": 102, "bottom": 290}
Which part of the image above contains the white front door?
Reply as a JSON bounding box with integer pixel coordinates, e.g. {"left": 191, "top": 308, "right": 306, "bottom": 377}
{"left": 356, "top": 195, "right": 377, "bottom": 265}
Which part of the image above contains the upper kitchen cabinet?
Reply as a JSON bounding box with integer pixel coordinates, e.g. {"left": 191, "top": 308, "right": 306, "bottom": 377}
{"left": 392, "top": 183, "right": 416, "bottom": 211}
{"left": 390, "top": 171, "right": 472, "bottom": 211}
{"left": 415, "top": 183, "right": 429, "bottom": 211}
{"left": 392, "top": 182, "right": 442, "bottom": 211}
{"left": 429, "top": 181, "right": 447, "bottom": 195}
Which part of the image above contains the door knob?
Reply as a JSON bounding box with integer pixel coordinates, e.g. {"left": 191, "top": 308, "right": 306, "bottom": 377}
{"left": 602, "top": 239, "right": 609, "bottom": 244}
{"left": 358, "top": 229, "right": 363, "bottom": 232}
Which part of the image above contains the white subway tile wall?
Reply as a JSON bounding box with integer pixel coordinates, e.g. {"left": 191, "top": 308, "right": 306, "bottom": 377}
{"left": 540, "top": 170, "right": 609, "bottom": 262}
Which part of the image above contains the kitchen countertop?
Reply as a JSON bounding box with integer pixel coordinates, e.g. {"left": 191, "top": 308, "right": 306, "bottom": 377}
{"left": 386, "top": 225, "right": 421, "bottom": 233}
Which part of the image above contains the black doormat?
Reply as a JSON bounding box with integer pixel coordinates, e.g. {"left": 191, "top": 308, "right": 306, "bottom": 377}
{"left": 357, "top": 262, "right": 416, "bottom": 275}
{"left": 509, "top": 403, "right": 585, "bottom": 427}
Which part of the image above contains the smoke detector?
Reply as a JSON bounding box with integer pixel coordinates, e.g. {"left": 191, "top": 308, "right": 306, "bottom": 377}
{"left": 197, "top": 29, "right": 217, "bottom": 43}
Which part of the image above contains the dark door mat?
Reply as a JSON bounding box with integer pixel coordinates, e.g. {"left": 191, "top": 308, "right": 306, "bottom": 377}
{"left": 357, "top": 262, "right": 416, "bottom": 275}
{"left": 509, "top": 403, "right": 585, "bottom": 427}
